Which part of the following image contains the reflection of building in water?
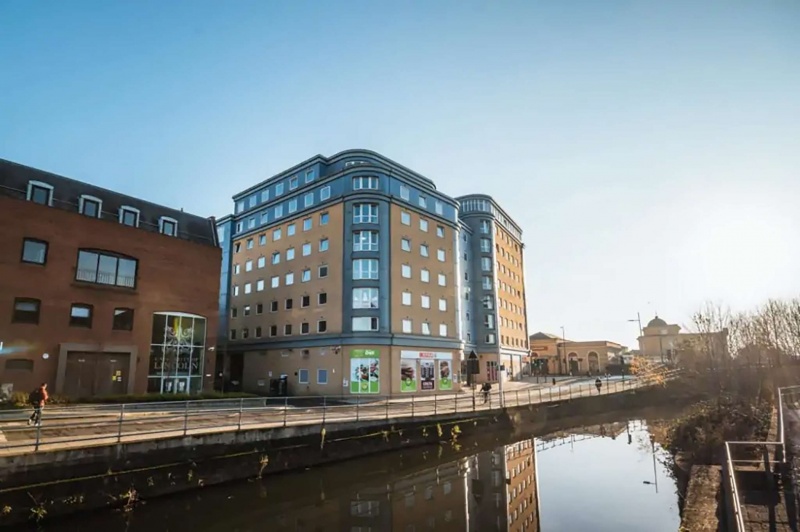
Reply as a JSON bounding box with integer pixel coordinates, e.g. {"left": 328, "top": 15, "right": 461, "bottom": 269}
{"left": 466, "top": 439, "right": 541, "bottom": 532}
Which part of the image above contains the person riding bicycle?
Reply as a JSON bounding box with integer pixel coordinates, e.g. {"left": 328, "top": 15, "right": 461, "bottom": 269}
{"left": 480, "top": 381, "right": 492, "bottom": 403}
{"left": 28, "top": 382, "right": 48, "bottom": 427}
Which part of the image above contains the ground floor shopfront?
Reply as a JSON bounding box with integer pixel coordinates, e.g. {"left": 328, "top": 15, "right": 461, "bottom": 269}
{"left": 240, "top": 344, "right": 463, "bottom": 397}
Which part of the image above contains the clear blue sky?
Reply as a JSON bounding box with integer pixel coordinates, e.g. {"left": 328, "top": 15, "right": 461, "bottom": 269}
{"left": 2, "top": 0, "right": 798, "bottom": 347}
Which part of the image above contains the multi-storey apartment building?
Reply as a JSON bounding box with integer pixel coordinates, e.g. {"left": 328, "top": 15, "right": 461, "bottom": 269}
{"left": 217, "top": 150, "right": 528, "bottom": 396}
{"left": 0, "top": 159, "right": 221, "bottom": 397}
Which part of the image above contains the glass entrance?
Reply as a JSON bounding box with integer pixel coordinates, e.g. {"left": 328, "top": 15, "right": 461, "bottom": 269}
{"left": 148, "top": 312, "right": 207, "bottom": 394}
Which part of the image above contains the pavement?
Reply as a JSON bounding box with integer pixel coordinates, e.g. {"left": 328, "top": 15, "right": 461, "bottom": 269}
{"left": 0, "top": 375, "right": 647, "bottom": 458}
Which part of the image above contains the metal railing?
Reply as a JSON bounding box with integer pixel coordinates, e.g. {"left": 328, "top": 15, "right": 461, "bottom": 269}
{"left": 0, "top": 371, "right": 677, "bottom": 456}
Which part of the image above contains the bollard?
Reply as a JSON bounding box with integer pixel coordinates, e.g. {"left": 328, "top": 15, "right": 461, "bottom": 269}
{"left": 434, "top": 394, "right": 438, "bottom": 415}
{"left": 117, "top": 404, "right": 126, "bottom": 443}
{"left": 34, "top": 422, "right": 41, "bottom": 452}
{"left": 283, "top": 396, "right": 288, "bottom": 427}
{"left": 323, "top": 396, "right": 327, "bottom": 424}
{"left": 238, "top": 398, "right": 244, "bottom": 430}
{"left": 183, "top": 401, "right": 189, "bottom": 436}
{"left": 516, "top": 391, "right": 520, "bottom": 407}
{"left": 386, "top": 396, "right": 390, "bottom": 421}
{"left": 411, "top": 395, "right": 415, "bottom": 418}
{"left": 472, "top": 391, "right": 476, "bottom": 412}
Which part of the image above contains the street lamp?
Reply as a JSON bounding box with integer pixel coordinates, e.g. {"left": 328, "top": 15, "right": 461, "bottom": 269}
{"left": 560, "top": 326, "right": 566, "bottom": 376}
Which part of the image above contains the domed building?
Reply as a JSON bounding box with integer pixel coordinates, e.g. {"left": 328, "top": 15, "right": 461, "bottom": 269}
{"left": 637, "top": 315, "right": 728, "bottom": 365}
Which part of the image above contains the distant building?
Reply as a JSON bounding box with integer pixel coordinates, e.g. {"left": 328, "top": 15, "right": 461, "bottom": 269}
{"left": 637, "top": 315, "right": 729, "bottom": 367}
{"left": 215, "top": 150, "right": 530, "bottom": 396}
{"left": 0, "top": 159, "right": 221, "bottom": 397}
{"left": 529, "top": 332, "right": 625, "bottom": 375}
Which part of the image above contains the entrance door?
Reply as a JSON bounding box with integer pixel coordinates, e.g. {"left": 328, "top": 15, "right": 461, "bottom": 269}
{"left": 163, "top": 377, "right": 190, "bottom": 394}
{"left": 64, "top": 352, "right": 130, "bottom": 397}
{"left": 486, "top": 361, "right": 498, "bottom": 382}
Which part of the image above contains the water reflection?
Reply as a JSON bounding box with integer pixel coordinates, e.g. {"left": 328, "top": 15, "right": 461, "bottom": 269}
{"left": 37, "top": 419, "right": 679, "bottom": 532}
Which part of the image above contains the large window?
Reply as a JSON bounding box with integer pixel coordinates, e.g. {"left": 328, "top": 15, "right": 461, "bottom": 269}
{"left": 353, "top": 176, "right": 379, "bottom": 190}
{"left": 21, "top": 239, "right": 48, "bottom": 265}
{"left": 352, "top": 317, "right": 379, "bottom": 331}
{"left": 353, "top": 230, "right": 379, "bottom": 252}
{"left": 480, "top": 238, "right": 491, "bottom": 253}
{"left": 353, "top": 259, "right": 379, "bottom": 280}
{"left": 148, "top": 312, "right": 207, "bottom": 394}
{"left": 353, "top": 288, "right": 379, "bottom": 309}
{"left": 12, "top": 298, "right": 40, "bottom": 324}
{"left": 353, "top": 203, "right": 378, "bottom": 224}
{"left": 76, "top": 250, "right": 138, "bottom": 288}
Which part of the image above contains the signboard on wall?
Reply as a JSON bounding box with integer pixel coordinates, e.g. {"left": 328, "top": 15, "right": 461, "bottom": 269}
{"left": 350, "top": 349, "right": 380, "bottom": 394}
{"left": 400, "top": 351, "right": 453, "bottom": 392}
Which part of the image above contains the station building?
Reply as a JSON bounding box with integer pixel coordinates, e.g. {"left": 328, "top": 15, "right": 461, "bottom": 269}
{"left": 0, "top": 159, "right": 221, "bottom": 397}
{"left": 216, "top": 149, "right": 530, "bottom": 396}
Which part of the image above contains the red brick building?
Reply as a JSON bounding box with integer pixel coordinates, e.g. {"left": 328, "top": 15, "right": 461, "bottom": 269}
{"left": 0, "top": 159, "right": 221, "bottom": 398}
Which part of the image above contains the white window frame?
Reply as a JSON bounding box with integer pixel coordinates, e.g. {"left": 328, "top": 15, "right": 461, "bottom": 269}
{"left": 298, "top": 368, "right": 309, "bottom": 383}
{"left": 421, "top": 295, "right": 431, "bottom": 309}
{"left": 118, "top": 206, "right": 140, "bottom": 227}
{"left": 401, "top": 238, "right": 411, "bottom": 252}
{"left": 352, "top": 317, "right": 379, "bottom": 331}
{"left": 421, "top": 322, "right": 431, "bottom": 335}
{"left": 421, "top": 269, "right": 430, "bottom": 283}
{"left": 257, "top": 256, "right": 266, "bottom": 268}
{"left": 302, "top": 269, "right": 311, "bottom": 282}
{"left": 271, "top": 276, "right": 280, "bottom": 288}
{"left": 353, "top": 230, "right": 379, "bottom": 252}
{"left": 317, "top": 368, "right": 328, "bottom": 384}
{"left": 320, "top": 186, "right": 331, "bottom": 200}
{"left": 274, "top": 204, "right": 283, "bottom": 218}
{"left": 256, "top": 279, "right": 265, "bottom": 291}
{"left": 288, "top": 199, "right": 298, "bottom": 213}
{"left": 289, "top": 176, "right": 299, "bottom": 190}
{"left": 353, "top": 259, "right": 379, "bottom": 280}
{"left": 285, "top": 272, "right": 294, "bottom": 285}
{"left": 402, "top": 319, "right": 412, "bottom": 333}
{"left": 287, "top": 223, "right": 296, "bottom": 236}
{"left": 276, "top": 182, "right": 284, "bottom": 196}
{"left": 419, "top": 219, "right": 428, "bottom": 232}
{"left": 399, "top": 184, "right": 410, "bottom": 201}
{"left": 439, "top": 323, "right": 448, "bottom": 337}
{"left": 78, "top": 194, "right": 102, "bottom": 218}
{"left": 287, "top": 248, "right": 295, "bottom": 260}
{"left": 159, "top": 216, "right": 179, "bottom": 237}
{"left": 26, "top": 180, "right": 54, "bottom": 206}
{"left": 420, "top": 244, "right": 429, "bottom": 257}
{"left": 244, "top": 283, "right": 252, "bottom": 294}
{"left": 353, "top": 203, "right": 378, "bottom": 224}
{"left": 305, "top": 169, "right": 315, "bottom": 183}
{"left": 437, "top": 249, "right": 446, "bottom": 262}
{"left": 302, "top": 243, "right": 311, "bottom": 256}
{"left": 319, "top": 238, "right": 329, "bottom": 252}
{"left": 402, "top": 291, "right": 412, "bottom": 306}
{"left": 401, "top": 212, "right": 411, "bottom": 225}
{"left": 303, "top": 218, "right": 312, "bottom": 231}
{"left": 352, "top": 287, "right": 379, "bottom": 309}
{"left": 438, "top": 273, "right": 447, "bottom": 286}
{"left": 439, "top": 298, "right": 447, "bottom": 311}
{"left": 401, "top": 264, "right": 412, "bottom": 279}
{"left": 435, "top": 201, "right": 443, "bottom": 215}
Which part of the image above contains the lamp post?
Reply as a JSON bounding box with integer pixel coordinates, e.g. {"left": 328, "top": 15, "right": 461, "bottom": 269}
{"left": 560, "top": 326, "right": 566, "bottom": 376}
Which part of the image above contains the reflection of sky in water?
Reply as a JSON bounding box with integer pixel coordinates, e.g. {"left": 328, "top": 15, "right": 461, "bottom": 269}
{"left": 537, "top": 422, "right": 680, "bottom": 531}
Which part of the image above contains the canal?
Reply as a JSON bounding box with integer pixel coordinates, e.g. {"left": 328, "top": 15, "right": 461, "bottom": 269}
{"left": 25, "top": 417, "right": 680, "bottom": 531}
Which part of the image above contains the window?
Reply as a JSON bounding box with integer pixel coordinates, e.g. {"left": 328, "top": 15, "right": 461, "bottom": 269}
{"left": 439, "top": 298, "right": 447, "bottom": 311}
{"left": 243, "top": 305, "right": 251, "bottom": 316}
{"left": 303, "top": 218, "right": 312, "bottom": 231}
{"left": 230, "top": 329, "right": 237, "bottom": 340}
{"left": 421, "top": 295, "right": 430, "bottom": 309}
{"left": 305, "top": 169, "right": 315, "bottom": 183}
{"left": 353, "top": 259, "right": 378, "bottom": 280}
{"left": 437, "top": 249, "right": 446, "bottom": 262}
{"left": 257, "top": 279, "right": 265, "bottom": 291}
{"left": 246, "top": 238, "right": 254, "bottom": 249}
{"left": 319, "top": 238, "right": 329, "bottom": 252}
{"left": 354, "top": 203, "right": 378, "bottom": 224}
{"left": 419, "top": 219, "right": 428, "bottom": 232}
{"left": 485, "top": 314, "right": 495, "bottom": 329}
{"left": 400, "top": 184, "right": 410, "bottom": 200}
{"left": 435, "top": 201, "right": 443, "bottom": 215}
{"left": 301, "top": 295, "right": 310, "bottom": 308}
{"left": 233, "top": 285, "right": 240, "bottom": 296}
{"left": 318, "top": 292, "right": 327, "bottom": 305}
{"left": 284, "top": 324, "right": 293, "bottom": 336}
{"left": 275, "top": 183, "right": 285, "bottom": 196}
{"left": 12, "top": 298, "right": 40, "bottom": 324}
{"left": 248, "top": 196, "right": 256, "bottom": 208}
{"left": 285, "top": 273, "right": 294, "bottom": 285}
{"left": 320, "top": 186, "right": 331, "bottom": 200}
{"left": 271, "top": 276, "right": 279, "bottom": 288}
{"left": 317, "top": 369, "right": 328, "bottom": 384}
{"left": 158, "top": 217, "right": 178, "bottom": 237}
{"left": 420, "top": 268, "right": 430, "bottom": 283}
{"left": 255, "top": 326, "right": 262, "bottom": 338}
{"left": 119, "top": 206, "right": 140, "bottom": 227}
{"left": 76, "top": 250, "right": 138, "bottom": 288}
{"left": 245, "top": 260, "right": 253, "bottom": 272}
{"left": 27, "top": 181, "right": 53, "bottom": 206}
{"left": 354, "top": 230, "right": 379, "bottom": 251}
{"left": 480, "top": 220, "right": 490, "bottom": 234}
{"left": 288, "top": 199, "right": 298, "bottom": 213}
{"left": 302, "top": 269, "right": 311, "bottom": 282}
{"left": 260, "top": 189, "right": 269, "bottom": 202}
{"left": 257, "top": 256, "right": 266, "bottom": 268}
{"left": 270, "top": 300, "right": 278, "bottom": 312}
{"left": 285, "top": 298, "right": 293, "bottom": 309}
{"left": 302, "top": 243, "right": 311, "bottom": 256}
{"left": 486, "top": 333, "right": 496, "bottom": 344}
{"left": 420, "top": 244, "right": 429, "bottom": 257}
{"left": 402, "top": 319, "right": 412, "bottom": 333}
{"left": 438, "top": 273, "right": 446, "bottom": 286}
{"left": 401, "top": 264, "right": 411, "bottom": 278}
{"left": 5, "top": 359, "right": 34, "bottom": 371}
{"left": 353, "top": 176, "right": 379, "bottom": 190}
{"left": 79, "top": 195, "right": 102, "bottom": 218}
{"left": 112, "top": 308, "right": 134, "bottom": 330}
{"left": 402, "top": 292, "right": 412, "bottom": 305}
{"left": 401, "top": 238, "right": 411, "bottom": 252}
{"left": 234, "top": 242, "right": 241, "bottom": 253}
{"left": 256, "top": 303, "right": 263, "bottom": 314}
{"left": 69, "top": 304, "right": 93, "bottom": 328}
{"left": 352, "top": 317, "right": 379, "bottom": 331}
{"left": 421, "top": 322, "right": 431, "bottom": 335}
{"left": 317, "top": 320, "right": 327, "bottom": 333}
{"left": 436, "top": 225, "right": 445, "bottom": 238}
{"left": 439, "top": 324, "right": 448, "bottom": 337}
{"left": 320, "top": 212, "right": 329, "bottom": 225}
{"left": 289, "top": 176, "right": 299, "bottom": 190}
{"left": 481, "top": 257, "right": 492, "bottom": 271}
{"left": 235, "top": 222, "right": 243, "bottom": 234}
{"left": 418, "top": 196, "right": 427, "bottom": 208}
{"left": 21, "top": 239, "right": 47, "bottom": 265}
{"left": 353, "top": 288, "right": 379, "bottom": 309}
{"left": 236, "top": 201, "right": 244, "bottom": 213}
{"left": 482, "top": 276, "right": 493, "bottom": 290}
{"left": 287, "top": 223, "right": 296, "bottom": 236}
{"left": 319, "top": 265, "right": 328, "bottom": 278}
{"left": 274, "top": 204, "right": 283, "bottom": 218}
{"left": 401, "top": 212, "right": 411, "bottom": 225}
{"left": 245, "top": 282, "right": 252, "bottom": 294}
{"left": 287, "top": 248, "right": 295, "bottom": 260}
{"left": 301, "top": 322, "right": 310, "bottom": 335}
{"left": 270, "top": 325, "right": 277, "bottom": 337}
{"left": 272, "top": 252, "right": 281, "bottom": 265}
{"left": 480, "top": 238, "right": 491, "bottom": 253}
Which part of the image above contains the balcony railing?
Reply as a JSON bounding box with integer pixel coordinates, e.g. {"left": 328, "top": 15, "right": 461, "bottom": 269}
{"left": 75, "top": 269, "right": 136, "bottom": 288}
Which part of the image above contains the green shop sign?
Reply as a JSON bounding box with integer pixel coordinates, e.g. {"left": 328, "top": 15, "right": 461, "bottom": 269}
{"left": 350, "top": 349, "right": 380, "bottom": 394}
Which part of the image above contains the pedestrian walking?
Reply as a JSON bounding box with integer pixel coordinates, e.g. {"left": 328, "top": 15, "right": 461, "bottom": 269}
{"left": 594, "top": 378, "right": 602, "bottom": 394}
{"left": 27, "top": 382, "right": 48, "bottom": 427}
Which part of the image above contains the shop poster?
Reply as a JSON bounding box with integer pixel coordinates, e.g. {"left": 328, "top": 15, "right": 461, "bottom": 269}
{"left": 350, "top": 349, "right": 380, "bottom": 394}
{"left": 400, "top": 359, "right": 416, "bottom": 392}
{"left": 420, "top": 359, "right": 434, "bottom": 390}
{"left": 438, "top": 360, "right": 453, "bottom": 390}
